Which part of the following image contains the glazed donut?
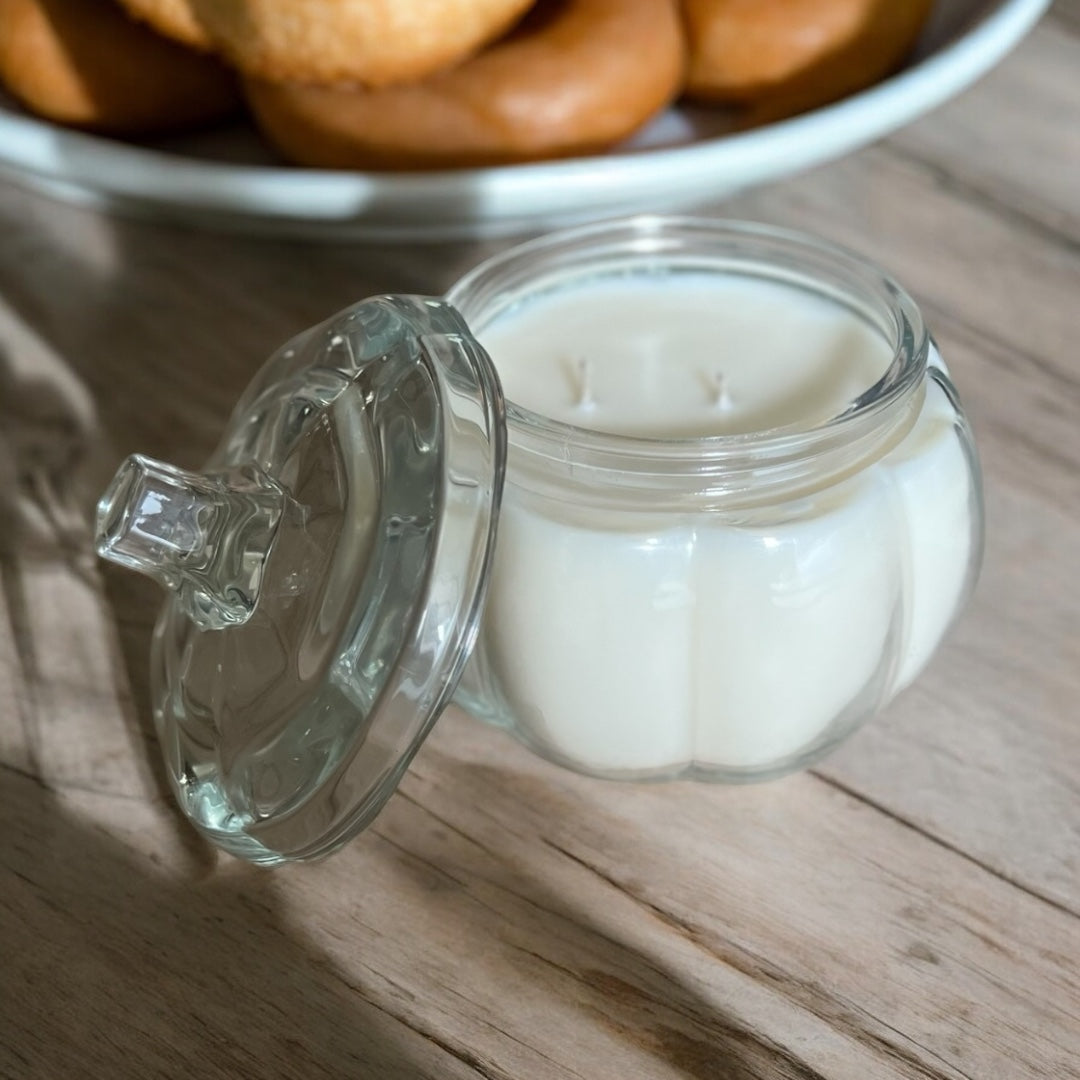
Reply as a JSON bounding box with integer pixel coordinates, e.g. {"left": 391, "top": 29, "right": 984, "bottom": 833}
{"left": 683, "top": 0, "right": 934, "bottom": 116}
{"left": 245, "top": 0, "right": 687, "bottom": 170}
{"left": 145, "top": 0, "right": 540, "bottom": 87}
{"left": 0, "top": 0, "right": 239, "bottom": 135}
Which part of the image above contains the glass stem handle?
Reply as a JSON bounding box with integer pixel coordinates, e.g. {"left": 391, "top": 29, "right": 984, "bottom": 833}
{"left": 95, "top": 454, "right": 287, "bottom": 631}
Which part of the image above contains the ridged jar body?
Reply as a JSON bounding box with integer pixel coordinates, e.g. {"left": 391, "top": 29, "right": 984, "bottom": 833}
{"left": 450, "top": 219, "right": 983, "bottom": 781}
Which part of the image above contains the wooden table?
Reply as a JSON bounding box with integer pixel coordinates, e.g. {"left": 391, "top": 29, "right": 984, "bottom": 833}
{"left": 2, "top": 7, "right": 1078, "bottom": 1077}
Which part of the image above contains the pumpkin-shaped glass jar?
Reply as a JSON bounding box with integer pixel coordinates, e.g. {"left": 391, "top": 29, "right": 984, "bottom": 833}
{"left": 449, "top": 218, "right": 983, "bottom": 781}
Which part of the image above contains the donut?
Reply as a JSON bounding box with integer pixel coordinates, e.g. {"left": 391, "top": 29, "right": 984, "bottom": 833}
{"left": 244, "top": 0, "right": 687, "bottom": 170}
{"left": 114, "top": 0, "right": 213, "bottom": 51}
{"left": 142, "top": 0, "right": 540, "bottom": 87}
{"left": 0, "top": 0, "right": 239, "bottom": 135}
{"left": 683, "top": 0, "right": 934, "bottom": 117}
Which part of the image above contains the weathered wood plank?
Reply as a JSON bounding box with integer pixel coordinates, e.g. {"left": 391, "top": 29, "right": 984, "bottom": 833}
{"left": 894, "top": 19, "right": 1080, "bottom": 242}
{"left": 5, "top": 706, "right": 1078, "bottom": 1080}
{"left": 380, "top": 715, "right": 1080, "bottom": 1079}
{"left": 1049, "top": 0, "right": 1080, "bottom": 36}
{"left": 0, "top": 773, "right": 488, "bottom": 1080}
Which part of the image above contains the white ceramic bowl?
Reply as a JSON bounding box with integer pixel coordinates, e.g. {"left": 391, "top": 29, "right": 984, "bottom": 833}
{"left": 0, "top": 0, "right": 1050, "bottom": 239}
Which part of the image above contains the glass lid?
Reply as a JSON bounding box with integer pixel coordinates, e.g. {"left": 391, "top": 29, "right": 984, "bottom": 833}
{"left": 96, "top": 296, "right": 506, "bottom": 864}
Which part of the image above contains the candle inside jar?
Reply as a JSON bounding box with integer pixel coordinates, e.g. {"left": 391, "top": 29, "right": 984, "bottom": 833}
{"left": 481, "top": 275, "right": 894, "bottom": 436}
{"left": 463, "top": 272, "right": 974, "bottom": 776}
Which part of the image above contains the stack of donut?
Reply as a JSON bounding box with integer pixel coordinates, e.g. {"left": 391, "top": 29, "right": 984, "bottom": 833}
{"left": 0, "top": 0, "right": 935, "bottom": 167}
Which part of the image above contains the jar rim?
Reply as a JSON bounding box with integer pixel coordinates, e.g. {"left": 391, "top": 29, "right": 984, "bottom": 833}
{"left": 446, "top": 216, "right": 928, "bottom": 480}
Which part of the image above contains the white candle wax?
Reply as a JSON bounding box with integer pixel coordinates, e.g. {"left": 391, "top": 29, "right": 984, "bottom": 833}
{"left": 469, "top": 274, "right": 975, "bottom": 775}
{"left": 483, "top": 276, "right": 891, "bottom": 437}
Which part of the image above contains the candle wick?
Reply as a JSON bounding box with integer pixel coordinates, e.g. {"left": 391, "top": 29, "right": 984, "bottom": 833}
{"left": 575, "top": 356, "right": 595, "bottom": 410}
{"left": 712, "top": 371, "right": 733, "bottom": 411}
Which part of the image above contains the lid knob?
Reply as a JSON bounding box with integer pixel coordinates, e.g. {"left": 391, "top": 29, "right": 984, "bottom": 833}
{"left": 95, "top": 454, "right": 287, "bottom": 631}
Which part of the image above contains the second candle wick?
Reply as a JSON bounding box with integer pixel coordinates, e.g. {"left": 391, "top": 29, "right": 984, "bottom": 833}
{"left": 575, "top": 356, "right": 595, "bottom": 410}
{"left": 713, "top": 371, "right": 733, "bottom": 411}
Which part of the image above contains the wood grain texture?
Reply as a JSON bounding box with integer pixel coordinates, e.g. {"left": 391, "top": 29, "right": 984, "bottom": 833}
{"left": 896, "top": 18, "right": 1080, "bottom": 243}
{"left": 1, "top": 9, "right": 1078, "bottom": 1079}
